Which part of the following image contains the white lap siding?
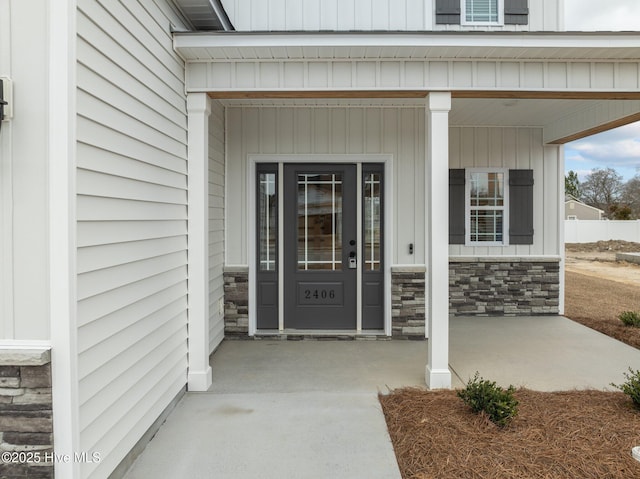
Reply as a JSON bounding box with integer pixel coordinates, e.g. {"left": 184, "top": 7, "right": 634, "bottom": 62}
{"left": 209, "top": 100, "right": 226, "bottom": 353}
{"left": 76, "top": 1, "right": 189, "bottom": 478}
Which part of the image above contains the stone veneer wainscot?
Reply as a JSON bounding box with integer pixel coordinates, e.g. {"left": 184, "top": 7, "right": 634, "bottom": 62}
{"left": 449, "top": 257, "right": 561, "bottom": 315}
{"left": 0, "top": 347, "right": 53, "bottom": 479}
{"left": 391, "top": 266, "right": 426, "bottom": 339}
{"left": 222, "top": 258, "right": 560, "bottom": 339}
{"left": 223, "top": 267, "right": 249, "bottom": 337}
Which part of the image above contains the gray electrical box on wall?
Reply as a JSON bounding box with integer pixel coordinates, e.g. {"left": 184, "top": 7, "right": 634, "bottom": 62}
{"left": 0, "top": 77, "right": 13, "bottom": 120}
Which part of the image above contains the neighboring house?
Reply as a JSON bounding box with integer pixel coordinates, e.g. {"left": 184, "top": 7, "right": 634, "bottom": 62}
{"left": 565, "top": 194, "right": 605, "bottom": 220}
{"left": 1, "top": 0, "right": 639, "bottom": 477}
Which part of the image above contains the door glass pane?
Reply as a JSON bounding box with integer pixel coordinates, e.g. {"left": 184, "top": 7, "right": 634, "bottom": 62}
{"left": 297, "top": 173, "right": 343, "bottom": 270}
{"left": 364, "top": 173, "right": 381, "bottom": 271}
{"left": 259, "top": 172, "right": 277, "bottom": 271}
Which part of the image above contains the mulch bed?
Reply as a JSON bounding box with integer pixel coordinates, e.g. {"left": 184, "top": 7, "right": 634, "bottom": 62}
{"left": 379, "top": 245, "right": 640, "bottom": 478}
{"left": 380, "top": 388, "right": 640, "bottom": 479}
{"left": 565, "top": 271, "right": 640, "bottom": 349}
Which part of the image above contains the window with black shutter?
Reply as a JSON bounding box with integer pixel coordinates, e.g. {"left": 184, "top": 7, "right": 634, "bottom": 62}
{"left": 448, "top": 169, "right": 534, "bottom": 246}
{"left": 436, "top": 0, "right": 529, "bottom": 26}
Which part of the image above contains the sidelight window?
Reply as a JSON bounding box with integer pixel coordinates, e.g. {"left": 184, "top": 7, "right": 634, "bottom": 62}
{"left": 258, "top": 170, "right": 278, "bottom": 271}
{"left": 363, "top": 172, "right": 382, "bottom": 271}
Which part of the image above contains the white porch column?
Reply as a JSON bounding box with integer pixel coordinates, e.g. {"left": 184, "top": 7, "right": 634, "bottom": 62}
{"left": 187, "top": 93, "right": 212, "bottom": 391}
{"left": 425, "top": 92, "right": 452, "bottom": 389}
{"left": 49, "top": 1, "right": 81, "bottom": 477}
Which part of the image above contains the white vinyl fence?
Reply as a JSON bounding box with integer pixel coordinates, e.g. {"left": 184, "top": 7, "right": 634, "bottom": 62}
{"left": 565, "top": 220, "right": 640, "bottom": 243}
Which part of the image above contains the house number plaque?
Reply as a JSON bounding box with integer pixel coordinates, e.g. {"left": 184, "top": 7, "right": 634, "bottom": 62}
{"left": 297, "top": 283, "right": 343, "bottom": 305}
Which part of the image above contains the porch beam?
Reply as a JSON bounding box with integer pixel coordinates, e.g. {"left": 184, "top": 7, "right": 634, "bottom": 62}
{"left": 425, "top": 92, "right": 452, "bottom": 390}
{"left": 187, "top": 58, "right": 640, "bottom": 94}
{"left": 207, "top": 90, "right": 640, "bottom": 101}
{"left": 187, "top": 93, "right": 212, "bottom": 392}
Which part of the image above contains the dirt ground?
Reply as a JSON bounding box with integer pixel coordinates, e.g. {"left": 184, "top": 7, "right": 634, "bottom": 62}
{"left": 381, "top": 388, "right": 640, "bottom": 479}
{"left": 565, "top": 240, "right": 640, "bottom": 348}
{"left": 565, "top": 240, "right": 640, "bottom": 287}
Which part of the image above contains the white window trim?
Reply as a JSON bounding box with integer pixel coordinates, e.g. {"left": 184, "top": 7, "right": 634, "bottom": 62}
{"left": 465, "top": 168, "right": 509, "bottom": 246}
{"left": 461, "top": 0, "right": 504, "bottom": 26}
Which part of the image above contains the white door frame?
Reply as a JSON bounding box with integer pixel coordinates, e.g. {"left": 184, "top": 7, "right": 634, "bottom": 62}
{"left": 247, "top": 154, "right": 393, "bottom": 336}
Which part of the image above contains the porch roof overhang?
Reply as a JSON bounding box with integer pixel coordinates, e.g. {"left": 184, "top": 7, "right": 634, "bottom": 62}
{"left": 175, "top": 31, "right": 640, "bottom": 144}
{"left": 174, "top": 31, "right": 640, "bottom": 61}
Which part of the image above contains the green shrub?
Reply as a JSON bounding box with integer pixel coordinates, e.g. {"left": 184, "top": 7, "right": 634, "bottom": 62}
{"left": 457, "top": 372, "right": 519, "bottom": 427}
{"left": 619, "top": 311, "right": 640, "bottom": 327}
{"left": 612, "top": 368, "right": 640, "bottom": 409}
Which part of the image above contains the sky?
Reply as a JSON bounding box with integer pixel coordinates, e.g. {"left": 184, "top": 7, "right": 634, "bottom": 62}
{"left": 563, "top": 0, "right": 640, "bottom": 181}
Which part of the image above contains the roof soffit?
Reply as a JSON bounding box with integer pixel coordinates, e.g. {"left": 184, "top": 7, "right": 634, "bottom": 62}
{"left": 174, "top": 32, "right": 640, "bottom": 61}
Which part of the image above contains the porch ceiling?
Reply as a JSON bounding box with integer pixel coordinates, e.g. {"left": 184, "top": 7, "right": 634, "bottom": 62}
{"left": 216, "top": 96, "right": 632, "bottom": 131}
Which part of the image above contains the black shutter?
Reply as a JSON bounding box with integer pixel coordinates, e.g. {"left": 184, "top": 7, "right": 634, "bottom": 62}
{"left": 509, "top": 169, "right": 534, "bottom": 245}
{"left": 504, "top": 0, "right": 529, "bottom": 25}
{"left": 436, "top": 0, "right": 461, "bottom": 25}
{"left": 449, "top": 169, "right": 465, "bottom": 244}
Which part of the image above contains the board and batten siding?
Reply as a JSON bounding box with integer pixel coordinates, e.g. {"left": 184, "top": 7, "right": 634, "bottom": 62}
{"left": 76, "top": 1, "right": 190, "bottom": 478}
{"left": 434, "top": 0, "right": 563, "bottom": 32}
{"left": 220, "top": 0, "right": 562, "bottom": 32}
{"left": 0, "top": 0, "right": 50, "bottom": 339}
{"left": 448, "top": 126, "right": 562, "bottom": 256}
{"left": 226, "top": 108, "right": 562, "bottom": 266}
{"left": 226, "top": 106, "right": 426, "bottom": 266}
{"left": 187, "top": 59, "right": 640, "bottom": 96}
{"left": 209, "top": 100, "right": 225, "bottom": 353}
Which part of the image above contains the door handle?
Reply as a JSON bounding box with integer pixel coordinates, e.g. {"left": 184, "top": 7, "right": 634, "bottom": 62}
{"left": 348, "top": 251, "right": 357, "bottom": 269}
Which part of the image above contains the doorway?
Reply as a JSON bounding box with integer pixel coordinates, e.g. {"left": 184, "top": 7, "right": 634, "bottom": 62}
{"left": 255, "top": 161, "right": 385, "bottom": 331}
{"left": 284, "top": 164, "right": 357, "bottom": 329}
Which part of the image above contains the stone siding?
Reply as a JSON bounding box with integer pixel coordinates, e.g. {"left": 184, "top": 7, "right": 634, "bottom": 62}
{"left": 391, "top": 267, "right": 426, "bottom": 339}
{"left": 224, "top": 268, "right": 249, "bottom": 337}
{"left": 449, "top": 258, "right": 560, "bottom": 315}
{"left": 0, "top": 358, "right": 53, "bottom": 479}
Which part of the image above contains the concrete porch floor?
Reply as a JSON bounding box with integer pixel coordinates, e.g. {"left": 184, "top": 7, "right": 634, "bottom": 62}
{"left": 123, "top": 316, "right": 640, "bottom": 479}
